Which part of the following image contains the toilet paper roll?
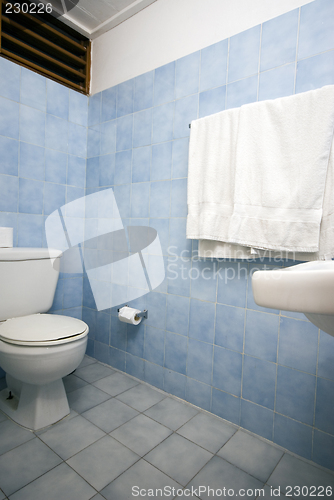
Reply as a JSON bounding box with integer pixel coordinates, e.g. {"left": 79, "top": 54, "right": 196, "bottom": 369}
{"left": 118, "top": 306, "right": 142, "bottom": 325}
{"left": 0, "top": 227, "right": 13, "bottom": 248}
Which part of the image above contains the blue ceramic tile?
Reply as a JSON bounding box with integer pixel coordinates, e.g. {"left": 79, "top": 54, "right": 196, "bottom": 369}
{"left": 44, "top": 183, "right": 66, "bottom": 215}
{"left": 87, "top": 125, "right": 100, "bottom": 158}
{"left": 117, "top": 79, "right": 134, "bottom": 117}
{"left": 273, "top": 413, "right": 312, "bottom": 460}
{"left": 242, "top": 355, "right": 276, "bottom": 410}
{"left": 69, "top": 90, "right": 88, "bottom": 127}
{"left": 172, "top": 138, "right": 189, "bottom": 178}
{"left": 318, "top": 331, "right": 334, "bottom": 381}
{"left": 217, "top": 262, "right": 247, "bottom": 308}
{"left": 171, "top": 178, "right": 187, "bottom": 217}
{"left": 228, "top": 25, "right": 261, "bottom": 82}
{"left": 215, "top": 304, "right": 244, "bottom": 352}
{"left": 82, "top": 307, "right": 96, "bottom": 339}
{"left": 163, "top": 368, "right": 186, "bottom": 399}
{"left": 145, "top": 361, "right": 164, "bottom": 390}
{"left": 116, "top": 115, "right": 133, "bottom": 151}
{"left": 298, "top": 0, "right": 334, "bottom": 59}
{"left": 132, "top": 146, "right": 151, "bottom": 183}
{"left": 66, "top": 186, "right": 85, "bottom": 216}
{"left": 212, "top": 346, "right": 242, "bottom": 397}
{"left": 20, "top": 105, "right": 46, "bottom": 147}
{"left": 187, "top": 338, "right": 213, "bottom": 385}
{"left": 166, "top": 294, "right": 190, "bottom": 336}
{"left": 199, "top": 86, "right": 226, "bottom": 118}
{"left": 240, "top": 399, "right": 273, "bottom": 441}
{"left": 133, "top": 109, "right": 152, "bottom": 148}
{"left": 295, "top": 51, "right": 334, "bottom": 94}
{"left": 127, "top": 321, "right": 145, "bottom": 357}
{"left": 167, "top": 256, "right": 191, "bottom": 297}
{"left": 101, "top": 86, "right": 116, "bottom": 122}
{"left": 110, "top": 316, "right": 127, "bottom": 351}
{"left": 86, "top": 157, "right": 99, "bottom": 188}
{"left": 131, "top": 182, "right": 150, "bottom": 218}
{"left": 95, "top": 341, "right": 110, "bottom": 364}
{"left": 88, "top": 92, "right": 101, "bottom": 126}
{"left": 19, "top": 142, "right": 44, "bottom": 180}
{"left": 189, "top": 298, "right": 215, "bottom": 343}
{"left": 113, "top": 183, "right": 131, "bottom": 219}
{"left": 101, "top": 120, "right": 116, "bottom": 155}
{"left": 211, "top": 388, "right": 240, "bottom": 425}
{"left": 68, "top": 123, "right": 87, "bottom": 157}
{"left": 109, "top": 346, "right": 126, "bottom": 371}
{"left": 45, "top": 149, "right": 67, "bottom": 184}
{"left": 115, "top": 150, "right": 132, "bottom": 185}
{"left": 45, "top": 114, "right": 67, "bottom": 152}
{"left": 63, "top": 277, "right": 83, "bottom": 308}
{"left": 150, "top": 180, "right": 171, "bottom": 218}
{"left": 19, "top": 178, "right": 43, "bottom": 214}
{"left": 258, "top": 64, "right": 295, "bottom": 101}
{"left": 144, "top": 326, "right": 164, "bottom": 366}
{"left": 190, "top": 260, "right": 218, "bottom": 303}
{"left": 67, "top": 155, "right": 86, "bottom": 187}
{"left": 0, "top": 175, "right": 18, "bottom": 212}
{"left": 149, "top": 218, "right": 169, "bottom": 255}
{"left": 126, "top": 352, "right": 145, "bottom": 380}
{"left": 21, "top": 69, "right": 46, "bottom": 112}
{"left": 175, "top": 51, "right": 200, "bottom": 99}
{"left": 151, "top": 142, "right": 172, "bottom": 181}
{"left": 47, "top": 79, "right": 69, "bottom": 120}
{"left": 245, "top": 310, "right": 279, "bottom": 362}
{"left": 168, "top": 218, "right": 191, "bottom": 257}
{"left": 154, "top": 62, "right": 175, "bottom": 106}
{"left": 0, "top": 97, "right": 19, "bottom": 139}
{"left": 0, "top": 57, "right": 20, "bottom": 101}
{"left": 146, "top": 292, "right": 167, "bottom": 330}
{"left": 261, "top": 9, "right": 299, "bottom": 72}
{"left": 276, "top": 365, "right": 316, "bottom": 425}
{"left": 186, "top": 378, "right": 211, "bottom": 412}
{"left": 315, "top": 377, "right": 334, "bottom": 434}
{"left": 200, "top": 39, "right": 228, "bottom": 92}
{"left": 226, "top": 75, "right": 258, "bottom": 109}
{"left": 17, "top": 213, "right": 43, "bottom": 247}
{"left": 313, "top": 430, "right": 334, "bottom": 471}
{"left": 278, "top": 317, "right": 318, "bottom": 374}
{"left": 99, "top": 154, "right": 115, "bottom": 186}
{"left": 164, "top": 331, "right": 188, "bottom": 375}
{"left": 134, "top": 71, "right": 154, "bottom": 112}
{"left": 0, "top": 136, "right": 19, "bottom": 176}
{"left": 0, "top": 212, "right": 17, "bottom": 246}
{"left": 152, "top": 102, "right": 174, "bottom": 144}
{"left": 174, "top": 95, "right": 198, "bottom": 139}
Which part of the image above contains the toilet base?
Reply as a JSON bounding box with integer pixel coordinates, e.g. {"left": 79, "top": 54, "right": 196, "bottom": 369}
{"left": 0, "top": 378, "right": 70, "bottom": 431}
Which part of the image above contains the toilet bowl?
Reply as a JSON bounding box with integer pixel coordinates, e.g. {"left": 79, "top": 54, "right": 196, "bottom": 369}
{"left": 0, "top": 248, "right": 89, "bottom": 430}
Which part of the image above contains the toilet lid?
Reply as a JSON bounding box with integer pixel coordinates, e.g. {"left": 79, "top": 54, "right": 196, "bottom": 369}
{"left": 0, "top": 314, "right": 88, "bottom": 345}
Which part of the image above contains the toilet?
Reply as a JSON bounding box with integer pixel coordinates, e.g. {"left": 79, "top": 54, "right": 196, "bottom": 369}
{"left": 0, "top": 247, "right": 89, "bottom": 430}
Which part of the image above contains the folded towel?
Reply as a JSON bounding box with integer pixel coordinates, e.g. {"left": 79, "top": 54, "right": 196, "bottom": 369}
{"left": 187, "top": 85, "right": 334, "bottom": 260}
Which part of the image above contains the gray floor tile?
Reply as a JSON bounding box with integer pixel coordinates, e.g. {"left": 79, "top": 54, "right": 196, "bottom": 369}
{"left": 93, "top": 372, "right": 139, "bottom": 396}
{"left": 0, "top": 438, "right": 62, "bottom": 497}
{"left": 89, "top": 495, "right": 105, "bottom": 500}
{"left": 63, "top": 373, "right": 88, "bottom": 393}
{"left": 0, "top": 419, "right": 34, "bottom": 455}
{"left": 101, "top": 458, "right": 182, "bottom": 500}
{"left": 116, "top": 383, "right": 166, "bottom": 412}
{"left": 145, "top": 433, "right": 213, "bottom": 486}
{"left": 268, "top": 454, "right": 334, "bottom": 498}
{"left": 188, "top": 455, "right": 264, "bottom": 500}
{"left": 74, "top": 362, "right": 115, "bottom": 383}
{"left": 66, "top": 435, "right": 140, "bottom": 491}
{"left": 8, "top": 462, "right": 96, "bottom": 500}
{"left": 177, "top": 412, "right": 237, "bottom": 453}
{"left": 35, "top": 409, "right": 79, "bottom": 436}
{"left": 217, "top": 430, "right": 283, "bottom": 482}
{"left": 111, "top": 414, "right": 172, "bottom": 456}
{"left": 144, "top": 397, "right": 199, "bottom": 430}
{"left": 77, "top": 355, "right": 96, "bottom": 368}
{"left": 67, "top": 384, "right": 111, "bottom": 413}
{"left": 38, "top": 414, "right": 106, "bottom": 460}
{"left": 82, "top": 398, "right": 139, "bottom": 433}
{"left": 0, "top": 489, "right": 5, "bottom": 500}
{"left": 0, "top": 411, "right": 7, "bottom": 423}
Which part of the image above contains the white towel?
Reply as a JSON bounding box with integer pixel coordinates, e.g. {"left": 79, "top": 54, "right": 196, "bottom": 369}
{"left": 187, "top": 85, "right": 334, "bottom": 260}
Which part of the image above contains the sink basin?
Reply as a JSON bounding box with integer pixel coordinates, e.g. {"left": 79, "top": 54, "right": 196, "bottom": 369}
{"left": 252, "top": 261, "right": 334, "bottom": 336}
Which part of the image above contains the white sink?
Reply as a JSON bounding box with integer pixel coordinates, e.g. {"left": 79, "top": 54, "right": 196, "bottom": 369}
{"left": 252, "top": 261, "right": 334, "bottom": 336}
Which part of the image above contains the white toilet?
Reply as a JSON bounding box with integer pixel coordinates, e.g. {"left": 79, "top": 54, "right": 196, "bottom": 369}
{"left": 0, "top": 247, "right": 89, "bottom": 430}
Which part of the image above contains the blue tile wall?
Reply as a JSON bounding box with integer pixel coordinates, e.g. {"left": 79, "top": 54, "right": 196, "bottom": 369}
{"left": 0, "top": 62, "right": 88, "bottom": 323}
{"left": 83, "top": 0, "right": 334, "bottom": 472}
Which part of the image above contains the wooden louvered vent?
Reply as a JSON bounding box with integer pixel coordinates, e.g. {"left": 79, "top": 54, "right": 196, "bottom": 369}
{"left": 0, "top": 0, "right": 90, "bottom": 94}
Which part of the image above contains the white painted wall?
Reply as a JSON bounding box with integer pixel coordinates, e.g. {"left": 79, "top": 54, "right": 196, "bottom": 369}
{"left": 90, "top": 0, "right": 314, "bottom": 95}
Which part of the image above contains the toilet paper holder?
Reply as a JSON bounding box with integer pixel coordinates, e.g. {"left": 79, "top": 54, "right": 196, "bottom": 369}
{"left": 117, "top": 306, "right": 148, "bottom": 319}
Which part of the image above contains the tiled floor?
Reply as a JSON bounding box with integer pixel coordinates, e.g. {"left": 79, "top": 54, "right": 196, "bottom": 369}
{"left": 0, "top": 356, "right": 333, "bottom": 500}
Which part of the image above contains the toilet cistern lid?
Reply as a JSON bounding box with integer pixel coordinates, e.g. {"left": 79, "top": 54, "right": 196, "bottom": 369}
{"left": 0, "top": 314, "right": 88, "bottom": 345}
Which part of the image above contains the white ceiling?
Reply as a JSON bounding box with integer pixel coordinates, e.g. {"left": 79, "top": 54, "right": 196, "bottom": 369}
{"left": 44, "top": 0, "right": 158, "bottom": 39}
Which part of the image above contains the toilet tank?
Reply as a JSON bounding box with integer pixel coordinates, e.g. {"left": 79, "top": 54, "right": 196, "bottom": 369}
{"left": 0, "top": 248, "right": 62, "bottom": 321}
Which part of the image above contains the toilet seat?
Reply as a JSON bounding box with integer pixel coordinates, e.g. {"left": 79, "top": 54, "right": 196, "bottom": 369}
{"left": 0, "top": 314, "right": 88, "bottom": 346}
